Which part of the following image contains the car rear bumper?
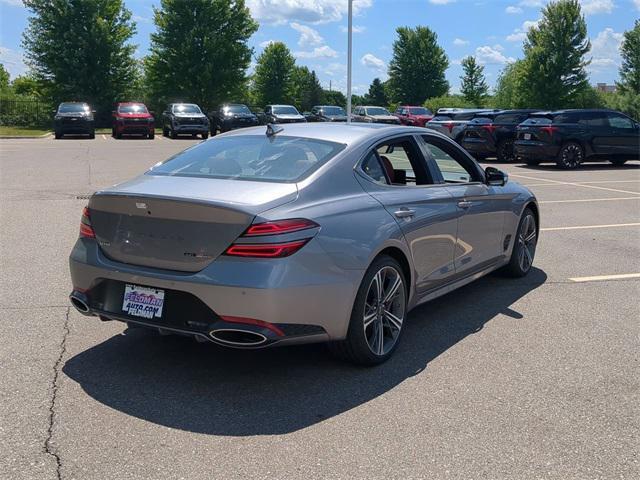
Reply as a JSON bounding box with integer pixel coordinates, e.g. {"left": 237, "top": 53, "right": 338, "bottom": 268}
{"left": 69, "top": 239, "right": 362, "bottom": 347}
{"left": 461, "top": 138, "right": 495, "bottom": 155}
{"left": 514, "top": 141, "right": 558, "bottom": 160}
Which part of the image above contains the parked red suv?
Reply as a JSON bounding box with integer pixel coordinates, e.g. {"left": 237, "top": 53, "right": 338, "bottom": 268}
{"left": 112, "top": 102, "right": 155, "bottom": 139}
{"left": 394, "top": 106, "right": 433, "bottom": 127}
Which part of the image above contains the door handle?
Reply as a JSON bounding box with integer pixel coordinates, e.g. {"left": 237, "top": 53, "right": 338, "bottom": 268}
{"left": 394, "top": 208, "right": 415, "bottom": 218}
{"left": 457, "top": 200, "right": 473, "bottom": 209}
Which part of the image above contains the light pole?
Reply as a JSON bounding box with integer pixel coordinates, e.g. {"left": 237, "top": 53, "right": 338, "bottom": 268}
{"left": 346, "top": 0, "right": 353, "bottom": 124}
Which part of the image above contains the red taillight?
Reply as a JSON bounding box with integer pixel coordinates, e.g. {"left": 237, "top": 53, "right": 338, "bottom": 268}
{"left": 79, "top": 206, "right": 96, "bottom": 238}
{"left": 244, "top": 218, "right": 319, "bottom": 236}
{"left": 540, "top": 126, "right": 558, "bottom": 137}
{"left": 219, "top": 315, "right": 285, "bottom": 337}
{"left": 445, "top": 122, "right": 455, "bottom": 133}
{"left": 224, "top": 239, "right": 310, "bottom": 258}
{"left": 481, "top": 124, "right": 497, "bottom": 134}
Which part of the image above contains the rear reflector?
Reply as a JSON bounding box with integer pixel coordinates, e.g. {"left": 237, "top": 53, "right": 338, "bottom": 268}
{"left": 219, "top": 315, "right": 285, "bottom": 337}
{"left": 243, "top": 218, "right": 319, "bottom": 236}
{"left": 224, "top": 239, "right": 310, "bottom": 258}
{"left": 79, "top": 206, "right": 96, "bottom": 238}
{"left": 540, "top": 126, "right": 558, "bottom": 137}
{"left": 482, "top": 124, "right": 498, "bottom": 134}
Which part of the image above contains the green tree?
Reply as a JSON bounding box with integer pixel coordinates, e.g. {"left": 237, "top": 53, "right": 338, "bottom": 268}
{"left": 323, "top": 89, "right": 346, "bottom": 107}
{"left": 11, "top": 74, "right": 42, "bottom": 97}
{"left": 0, "top": 64, "right": 10, "bottom": 92}
{"left": 618, "top": 20, "right": 640, "bottom": 96}
{"left": 521, "top": 0, "right": 591, "bottom": 108}
{"left": 460, "top": 56, "right": 489, "bottom": 106}
{"left": 364, "top": 78, "right": 388, "bottom": 106}
{"left": 291, "top": 66, "right": 323, "bottom": 111}
{"left": 493, "top": 60, "right": 529, "bottom": 109}
{"left": 22, "top": 0, "right": 138, "bottom": 115}
{"left": 252, "top": 42, "right": 296, "bottom": 107}
{"left": 144, "top": 0, "right": 257, "bottom": 112}
{"left": 388, "top": 26, "right": 449, "bottom": 104}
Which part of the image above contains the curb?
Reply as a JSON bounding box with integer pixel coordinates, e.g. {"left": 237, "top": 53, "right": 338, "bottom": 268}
{"left": 0, "top": 132, "right": 53, "bottom": 139}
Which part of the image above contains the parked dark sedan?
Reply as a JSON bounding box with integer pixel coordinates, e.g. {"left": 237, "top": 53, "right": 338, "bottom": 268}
{"left": 208, "top": 103, "right": 259, "bottom": 135}
{"left": 162, "top": 103, "right": 209, "bottom": 139}
{"left": 352, "top": 106, "right": 401, "bottom": 124}
{"left": 515, "top": 109, "right": 640, "bottom": 169}
{"left": 264, "top": 105, "right": 306, "bottom": 124}
{"left": 54, "top": 102, "right": 95, "bottom": 139}
{"left": 306, "top": 105, "right": 348, "bottom": 122}
{"left": 461, "top": 109, "right": 540, "bottom": 162}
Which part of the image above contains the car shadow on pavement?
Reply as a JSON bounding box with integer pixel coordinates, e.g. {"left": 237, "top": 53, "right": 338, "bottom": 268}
{"left": 517, "top": 162, "right": 640, "bottom": 171}
{"left": 63, "top": 267, "right": 547, "bottom": 436}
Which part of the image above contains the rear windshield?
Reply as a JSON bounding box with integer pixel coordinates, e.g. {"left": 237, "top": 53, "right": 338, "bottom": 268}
{"left": 468, "top": 117, "right": 493, "bottom": 124}
{"left": 58, "top": 103, "right": 89, "bottom": 113}
{"left": 520, "top": 117, "right": 552, "bottom": 126}
{"left": 118, "top": 104, "right": 148, "bottom": 114}
{"left": 173, "top": 104, "right": 201, "bottom": 114}
{"left": 322, "top": 106, "right": 346, "bottom": 115}
{"left": 149, "top": 135, "right": 346, "bottom": 183}
{"left": 273, "top": 106, "right": 299, "bottom": 115}
{"left": 408, "top": 107, "right": 432, "bottom": 115}
{"left": 431, "top": 115, "right": 452, "bottom": 122}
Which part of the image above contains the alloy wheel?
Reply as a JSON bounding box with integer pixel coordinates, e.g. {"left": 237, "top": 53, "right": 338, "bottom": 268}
{"left": 498, "top": 139, "right": 515, "bottom": 162}
{"left": 560, "top": 144, "right": 583, "bottom": 169}
{"left": 363, "top": 266, "right": 406, "bottom": 356}
{"left": 517, "top": 214, "right": 537, "bottom": 272}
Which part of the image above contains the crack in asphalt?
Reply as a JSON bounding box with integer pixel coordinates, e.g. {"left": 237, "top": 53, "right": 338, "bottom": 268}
{"left": 44, "top": 306, "right": 70, "bottom": 480}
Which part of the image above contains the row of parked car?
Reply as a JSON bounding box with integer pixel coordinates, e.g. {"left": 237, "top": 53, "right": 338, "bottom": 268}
{"left": 53, "top": 101, "right": 638, "bottom": 169}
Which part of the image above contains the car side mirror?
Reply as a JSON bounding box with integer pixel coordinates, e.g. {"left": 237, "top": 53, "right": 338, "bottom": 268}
{"left": 485, "top": 166, "right": 507, "bottom": 186}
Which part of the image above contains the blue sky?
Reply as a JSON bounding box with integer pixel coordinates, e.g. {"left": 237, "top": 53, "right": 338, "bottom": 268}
{"left": 1, "top": 0, "right": 638, "bottom": 96}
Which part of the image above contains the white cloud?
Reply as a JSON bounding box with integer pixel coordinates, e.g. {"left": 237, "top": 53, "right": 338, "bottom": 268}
{"left": 518, "top": 0, "right": 545, "bottom": 6}
{"left": 361, "top": 53, "right": 386, "bottom": 71}
{"left": 259, "top": 39, "right": 276, "bottom": 48}
{"left": 0, "top": 46, "right": 27, "bottom": 77}
{"left": 246, "top": 0, "right": 372, "bottom": 25}
{"left": 506, "top": 6, "right": 523, "bottom": 14}
{"left": 506, "top": 19, "right": 539, "bottom": 42}
{"left": 589, "top": 27, "right": 623, "bottom": 72}
{"left": 131, "top": 14, "right": 152, "bottom": 24}
{"left": 294, "top": 45, "right": 338, "bottom": 59}
{"left": 635, "top": 0, "right": 640, "bottom": 10}
{"left": 323, "top": 62, "right": 346, "bottom": 77}
{"left": 475, "top": 44, "right": 515, "bottom": 65}
{"left": 340, "top": 25, "right": 366, "bottom": 33}
{"left": 453, "top": 38, "right": 469, "bottom": 46}
{"left": 0, "top": 0, "right": 24, "bottom": 7}
{"left": 290, "top": 22, "right": 323, "bottom": 47}
{"left": 580, "top": 0, "right": 615, "bottom": 15}
{"left": 429, "top": 0, "right": 456, "bottom": 4}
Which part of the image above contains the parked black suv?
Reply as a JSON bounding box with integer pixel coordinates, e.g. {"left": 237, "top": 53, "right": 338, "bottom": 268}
{"left": 162, "top": 103, "right": 209, "bottom": 139}
{"left": 515, "top": 109, "right": 640, "bottom": 169}
{"left": 305, "top": 105, "right": 347, "bottom": 122}
{"left": 264, "top": 105, "right": 306, "bottom": 124}
{"left": 54, "top": 102, "right": 95, "bottom": 139}
{"left": 461, "top": 109, "right": 540, "bottom": 161}
{"left": 208, "top": 103, "right": 259, "bottom": 135}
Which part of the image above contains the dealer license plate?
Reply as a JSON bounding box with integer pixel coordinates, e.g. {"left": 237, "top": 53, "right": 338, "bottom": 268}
{"left": 524, "top": 133, "right": 531, "bottom": 140}
{"left": 122, "top": 284, "right": 165, "bottom": 319}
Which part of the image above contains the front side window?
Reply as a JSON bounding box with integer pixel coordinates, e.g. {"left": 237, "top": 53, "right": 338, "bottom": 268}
{"left": 607, "top": 114, "right": 634, "bottom": 129}
{"left": 149, "top": 135, "right": 345, "bottom": 183}
{"left": 421, "top": 137, "right": 478, "bottom": 184}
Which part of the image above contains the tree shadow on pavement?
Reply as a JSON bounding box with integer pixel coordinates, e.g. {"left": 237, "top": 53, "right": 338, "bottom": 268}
{"left": 63, "top": 268, "right": 547, "bottom": 436}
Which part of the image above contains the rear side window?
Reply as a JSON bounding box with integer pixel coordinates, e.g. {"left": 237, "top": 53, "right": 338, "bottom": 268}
{"left": 520, "top": 117, "right": 552, "bottom": 126}
{"left": 150, "top": 135, "right": 345, "bottom": 183}
{"left": 554, "top": 113, "right": 581, "bottom": 124}
{"left": 607, "top": 114, "right": 635, "bottom": 129}
{"left": 453, "top": 112, "right": 475, "bottom": 121}
{"left": 578, "top": 112, "right": 607, "bottom": 127}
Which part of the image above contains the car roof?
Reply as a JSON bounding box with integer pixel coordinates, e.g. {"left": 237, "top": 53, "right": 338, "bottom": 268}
{"left": 220, "top": 122, "right": 450, "bottom": 146}
{"left": 314, "top": 105, "right": 343, "bottom": 108}
{"left": 268, "top": 104, "right": 297, "bottom": 108}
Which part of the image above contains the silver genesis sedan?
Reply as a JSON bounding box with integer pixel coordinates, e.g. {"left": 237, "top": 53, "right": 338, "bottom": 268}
{"left": 69, "top": 123, "right": 539, "bottom": 365}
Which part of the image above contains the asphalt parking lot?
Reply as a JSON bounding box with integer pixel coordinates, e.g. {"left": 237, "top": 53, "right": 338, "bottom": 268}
{"left": 1, "top": 134, "right": 638, "bottom": 480}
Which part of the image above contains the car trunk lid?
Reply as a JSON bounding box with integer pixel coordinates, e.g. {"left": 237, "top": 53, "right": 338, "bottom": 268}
{"left": 88, "top": 175, "right": 298, "bottom": 272}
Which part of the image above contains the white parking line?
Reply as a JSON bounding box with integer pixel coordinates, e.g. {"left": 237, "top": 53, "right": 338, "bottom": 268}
{"left": 541, "top": 223, "right": 640, "bottom": 231}
{"left": 524, "top": 180, "right": 640, "bottom": 187}
{"left": 101, "top": 135, "right": 106, "bottom": 140}
{"left": 569, "top": 273, "right": 640, "bottom": 283}
{"left": 512, "top": 173, "right": 640, "bottom": 196}
{"left": 539, "top": 197, "right": 640, "bottom": 204}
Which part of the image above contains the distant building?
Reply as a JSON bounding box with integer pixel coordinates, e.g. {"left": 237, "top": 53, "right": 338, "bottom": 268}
{"left": 596, "top": 83, "right": 617, "bottom": 93}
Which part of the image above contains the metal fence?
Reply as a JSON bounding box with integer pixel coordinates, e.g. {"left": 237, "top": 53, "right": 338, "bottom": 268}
{"left": 0, "top": 98, "right": 52, "bottom": 127}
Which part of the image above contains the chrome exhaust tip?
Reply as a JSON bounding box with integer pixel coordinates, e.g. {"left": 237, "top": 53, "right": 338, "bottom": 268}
{"left": 69, "top": 293, "right": 90, "bottom": 315}
{"left": 209, "top": 328, "right": 268, "bottom": 347}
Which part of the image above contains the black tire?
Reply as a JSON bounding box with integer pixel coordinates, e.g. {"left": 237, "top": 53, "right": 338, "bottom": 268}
{"left": 148, "top": 130, "right": 155, "bottom": 140}
{"left": 111, "top": 127, "right": 115, "bottom": 138}
{"left": 556, "top": 142, "right": 584, "bottom": 169}
{"left": 610, "top": 159, "right": 627, "bottom": 166}
{"left": 89, "top": 130, "right": 95, "bottom": 139}
{"left": 115, "top": 130, "right": 122, "bottom": 139}
{"left": 502, "top": 207, "right": 537, "bottom": 278}
{"left": 201, "top": 132, "right": 209, "bottom": 139}
{"left": 162, "top": 125, "right": 169, "bottom": 137}
{"left": 329, "top": 255, "right": 407, "bottom": 366}
{"left": 497, "top": 139, "right": 516, "bottom": 162}
{"left": 170, "top": 127, "right": 177, "bottom": 139}
{"left": 54, "top": 131, "right": 62, "bottom": 139}
{"left": 524, "top": 159, "right": 540, "bottom": 166}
